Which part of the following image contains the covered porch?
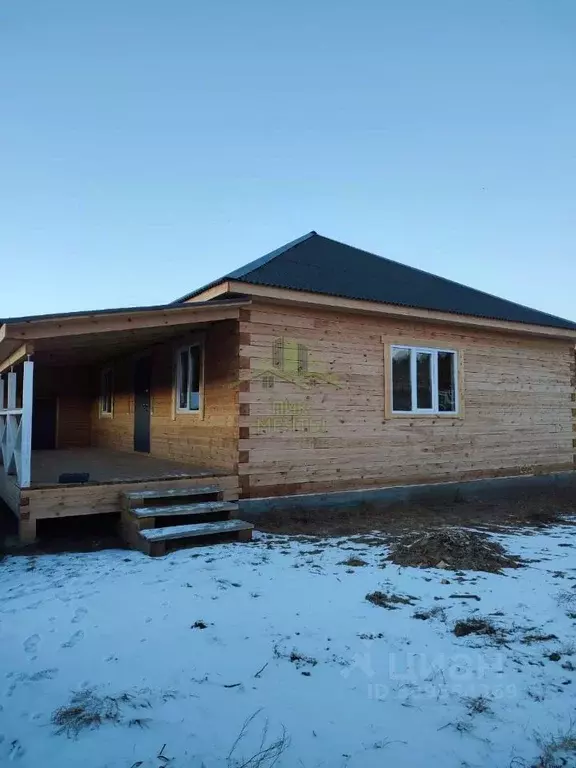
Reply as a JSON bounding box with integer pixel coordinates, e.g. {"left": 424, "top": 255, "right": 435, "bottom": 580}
{"left": 0, "top": 299, "right": 247, "bottom": 541}
{"left": 30, "top": 447, "right": 229, "bottom": 487}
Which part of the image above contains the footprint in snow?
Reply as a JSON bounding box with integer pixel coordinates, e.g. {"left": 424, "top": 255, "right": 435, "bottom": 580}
{"left": 23, "top": 635, "right": 40, "bottom": 656}
{"left": 72, "top": 607, "right": 88, "bottom": 624}
{"left": 29, "top": 668, "right": 58, "bottom": 682}
{"left": 1, "top": 739, "right": 25, "bottom": 762}
{"left": 61, "top": 630, "right": 84, "bottom": 649}
{"left": 6, "top": 668, "right": 59, "bottom": 697}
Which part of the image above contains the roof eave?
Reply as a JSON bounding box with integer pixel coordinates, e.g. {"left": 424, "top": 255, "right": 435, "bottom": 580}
{"left": 0, "top": 297, "right": 251, "bottom": 346}
{"left": 222, "top": 280, "right": 576, "bottom": 340}
{"left": 0, "top": 296, "right": 249, "bottom": 326}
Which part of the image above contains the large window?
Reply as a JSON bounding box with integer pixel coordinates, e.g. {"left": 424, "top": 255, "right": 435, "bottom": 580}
{"left": 100, "top": 367, "right": 114, "bottom": 417}
{"left": 391, "top": 345, "right": 458, "bottom": 414}
{"left": 176, "top": 344, "right": 202, "bottom": 412}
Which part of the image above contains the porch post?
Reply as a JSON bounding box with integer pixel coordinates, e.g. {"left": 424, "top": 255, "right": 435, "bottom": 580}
{"left": 0, "top": 362, "right": 34, "bottom": 488}
{"left": 0, "top": 375, "right": 4, "bottom": 451}
{"left": 19, "top": 360, "right": 34, "bottom": 488}
{"left": 1, "top": 372, "right": 18, "bottom": 473}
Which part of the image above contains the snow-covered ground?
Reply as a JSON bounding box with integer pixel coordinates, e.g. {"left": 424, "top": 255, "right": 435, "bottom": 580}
{"left": 1, "top": 526, "right": 576, "bottom": 768}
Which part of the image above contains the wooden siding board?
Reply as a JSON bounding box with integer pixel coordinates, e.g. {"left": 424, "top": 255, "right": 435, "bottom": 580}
{"left": 240, "top": 301, "right": 574, "bottom": 497}
{"left": 26, "top": 474, "right": 239, "bottom": 520}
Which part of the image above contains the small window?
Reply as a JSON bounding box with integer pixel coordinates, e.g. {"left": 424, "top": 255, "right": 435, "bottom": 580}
{"left": 438, "top": 350, "right": 457, "bottom": 412}
{"left": 391, "top": 345, "right": 458, "bottom": 415}
{"left": 176, "top": 344, "right": 202, "bottom": 412}
{"left": 100, "top": 367, "right": 114, "bottom": 416}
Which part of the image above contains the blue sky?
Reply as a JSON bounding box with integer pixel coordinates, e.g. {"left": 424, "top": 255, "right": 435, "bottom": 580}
{"left": 1, "top": 1, "right": 575, "bottom": 320}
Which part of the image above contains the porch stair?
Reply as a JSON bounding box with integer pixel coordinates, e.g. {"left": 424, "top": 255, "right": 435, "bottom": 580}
{"left": 130, "top": 501, "right": 239, "bottom": 519}
{"left": 120, "top": 484, "right": 253, "bottom": 556}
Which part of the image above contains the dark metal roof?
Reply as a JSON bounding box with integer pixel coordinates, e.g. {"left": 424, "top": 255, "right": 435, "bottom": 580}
{"left": 177, "top": 232, "right": 576, "bottom": 331}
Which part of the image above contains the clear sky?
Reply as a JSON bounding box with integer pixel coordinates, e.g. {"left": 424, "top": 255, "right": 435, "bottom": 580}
{"left": 1, "top": 1, "right": 575, "bottom": 321}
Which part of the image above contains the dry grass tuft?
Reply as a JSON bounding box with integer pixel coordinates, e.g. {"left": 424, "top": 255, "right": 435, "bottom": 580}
{"left": 453, "top": 617, "right": 501, "bottom": 639}
{"left": 366, "top": 591, "right": 416, "bottom": 610}
{"left": 463, "top": 694, "right": 493, "bottom": 715}
{"left": 227, "top": 709, "right": 290, "bottom": 768}
{"left": 52, "top": 689, "right": 123, "bottom": 736}
{"left": 413, "top": 605, "right": 447, "bottom": 622}
{"left": 521, "top": 633, "right": 558, "bottom": 645}
{"left": 273, "top": 644, "right": 317, "bottom": 669}
{"left": 532, "top": 725, "right": 576, "bottom": 767}
{"left": 51, "top": 688, "right": 151, "bottom": 737}
{"left": 339, "top": 557, "right": 368, "bottom": 567}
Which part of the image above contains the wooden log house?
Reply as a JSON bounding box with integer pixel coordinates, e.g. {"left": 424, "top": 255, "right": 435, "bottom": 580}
{"left": 1, "top": 232, "right": 575, "bottom": 546}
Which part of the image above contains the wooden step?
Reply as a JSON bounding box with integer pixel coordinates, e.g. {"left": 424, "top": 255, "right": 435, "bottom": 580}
{"left": 130, "top": 501, "right": 238, "bottom": 519}
{"left": 138, "top": 519, "right": 253, "bottom": 556}
{"left": 140, "top": 519, "right": 253, "bottom": 543}
{"left": 123, "top": 485, "right": 222, "bottom": 508}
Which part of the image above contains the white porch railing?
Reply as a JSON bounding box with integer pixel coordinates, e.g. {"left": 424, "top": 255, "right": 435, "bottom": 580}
{"left": 0, "top": 361, "right": 34, "bottom": 488}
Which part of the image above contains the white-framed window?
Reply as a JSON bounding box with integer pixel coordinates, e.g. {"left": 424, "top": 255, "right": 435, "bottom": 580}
{"left": 391, "top": 345, "right": 458, "bottom": 414}
{"left": 176, "top": 344, "right": 202, "bottom": 413}
{"left": 100, "top": 367, "right": 114, "bottom": 417}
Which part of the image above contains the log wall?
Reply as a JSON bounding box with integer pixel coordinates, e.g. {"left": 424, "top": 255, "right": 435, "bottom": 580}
{"left": 238, "top": 302, "right": 575, "bottom": 497}
{"left": 572, "top": 349, "right": 576, "bottom": 468}
{"left": 34, "top": 365, "right": 94, "bottom": 448}
{"left": 91, "top": 320, "right": 239, "bottom": 470}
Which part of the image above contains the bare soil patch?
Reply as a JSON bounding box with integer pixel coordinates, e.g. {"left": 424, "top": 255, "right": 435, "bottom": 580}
{"left": 387, "top": 528, "right": 523, "bottom": 573}
{"left": 521, "top": 633, "right": 558, "bottom": 645}
{"left": 191, "top": 620, "right": 210, "bottom": 630}
{"left": 255, "top": 489, "right": 576, "bottom": 538}
{"left": 453, "top": 618, "right": 500, "bottom": 639}
{"left": 413, "top": 606, "right": 448, "bottom": 621}
{"left": 339, "top": 556, "right": 368, "bottom": 567}
{"left": 366, "top": 590, "right": 416, "bottom": 609}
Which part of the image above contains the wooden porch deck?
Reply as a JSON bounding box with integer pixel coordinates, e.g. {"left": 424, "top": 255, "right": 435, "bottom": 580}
{"left": 0, "top": 448, "right": 239, "bottom": 543}
{"left": 30, "top": 448, "right": 227, "bottom": 488}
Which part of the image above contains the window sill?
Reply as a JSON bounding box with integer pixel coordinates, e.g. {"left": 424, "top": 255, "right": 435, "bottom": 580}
{"left": 99, "top": 412, "right": 114, "bottom": 419}
{"left": 387, "top": 411, "right": 463, "bottom": 420}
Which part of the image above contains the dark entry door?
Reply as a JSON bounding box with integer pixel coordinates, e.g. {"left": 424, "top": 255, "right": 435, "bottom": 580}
{"left": 32, "top": 397, "right": 58, "bottom": 450}
{"left": 134, "top": 357, "right": 152, "bottom": 453}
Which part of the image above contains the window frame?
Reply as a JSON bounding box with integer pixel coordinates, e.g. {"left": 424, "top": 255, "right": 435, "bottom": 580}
{"left": 390, "top": 344, "right": 459, "bottom": 416}
{"left": 175, "top": 342, "right": 204, "bottom": 415}
{"left": 99, "top": 366, "right": 114, "bottom": 418}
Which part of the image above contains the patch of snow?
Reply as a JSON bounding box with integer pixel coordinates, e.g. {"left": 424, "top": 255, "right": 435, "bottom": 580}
{"left": 1, "top": 527, "right": 575, "bottom": 766}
